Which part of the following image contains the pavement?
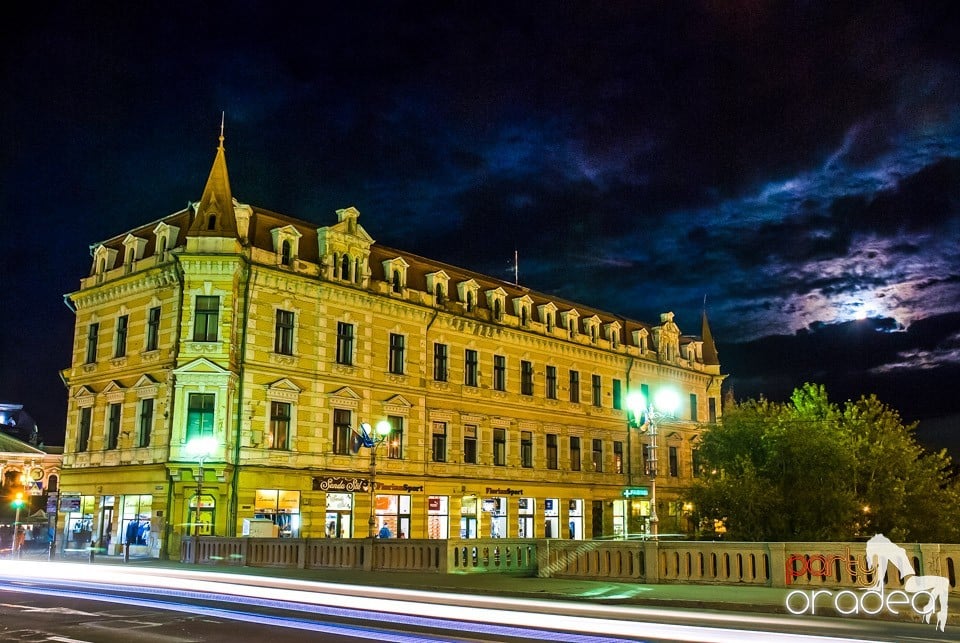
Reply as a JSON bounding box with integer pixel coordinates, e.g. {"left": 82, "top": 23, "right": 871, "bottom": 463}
{"left": 11, "top": 549, "right": 960, "bottom": 629}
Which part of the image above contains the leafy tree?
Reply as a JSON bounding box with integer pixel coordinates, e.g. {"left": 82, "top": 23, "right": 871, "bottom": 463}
{"left": 690, "top": 383, "right": 960, "bottom": 542}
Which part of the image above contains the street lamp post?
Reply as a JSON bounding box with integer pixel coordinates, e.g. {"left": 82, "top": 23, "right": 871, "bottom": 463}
{"left": 186, "top": 436, "right": 218, "bottom": 537}
{"left": 626, "top": 389, "right": 678, "bottom": 540}
{"left": 359, "top": 421, "right": 393, "bottom": 538}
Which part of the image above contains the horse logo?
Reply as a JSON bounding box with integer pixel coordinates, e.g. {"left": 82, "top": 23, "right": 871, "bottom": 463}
{"left": 865, "top": 534, "right": 949, "bottom": 632}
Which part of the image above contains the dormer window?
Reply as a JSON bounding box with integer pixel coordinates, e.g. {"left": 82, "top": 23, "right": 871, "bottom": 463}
{"left": 90, "top": 244, "right": 119, "bottom": 277}
{"left": 584, "top": 315, "right": 601, "bottom": 344}
{"left": 382, "top": 257, "right": 409, "bottom": 294}
{"left": 513, "top": 295, "right": 533, "bottom": 327}
{"left": 426, "top": 271, "right": 450, "bottom": 307}
{"left": 485, "top": 288, "right": 507, "bottom": 322}
{"left": 271, "top": 225, "right": 302, "bottom": 269}
{"left": 207, "top": 214, "right": 217, "bottom": 230}
{"left": 457, "top": 279, "right": 480, "bottom": 313}
{"left": 122, "top": 234, "right": 147, "bottom": 269}
{"left": 560, "top": 309, "right": 580, "bottom": 339}
{"left": 538, "top": 302, "right": 557, "bottom": 333}
{"left": 154, "top": 221, "right": 179, "bottom": 258}
{"left": 605, "top": 322, "right": 622, "bottom": 349}
{"left": 633, "top": 328, "right": 649, "bottom": 353}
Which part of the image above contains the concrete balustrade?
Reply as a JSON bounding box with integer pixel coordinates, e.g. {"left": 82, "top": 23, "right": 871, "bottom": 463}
{"left": 180, "top": 537, "right": 960, "bottom": 594}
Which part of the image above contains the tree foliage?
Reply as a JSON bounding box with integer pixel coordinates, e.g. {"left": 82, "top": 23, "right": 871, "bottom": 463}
{"left": 691, "top": 383, "right": 960, "bottom": 542}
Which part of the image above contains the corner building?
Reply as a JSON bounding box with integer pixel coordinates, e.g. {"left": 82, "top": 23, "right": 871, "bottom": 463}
{"left": 59, "top": 135, "right": 725, "bottom": 558}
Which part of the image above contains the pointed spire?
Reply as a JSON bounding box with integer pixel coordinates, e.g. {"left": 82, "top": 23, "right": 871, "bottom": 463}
{"left": 188, "top": 116, "right": 238, "bottom": 238}
{"left": 701, "top": 308, "right": 720, "bottom": 366}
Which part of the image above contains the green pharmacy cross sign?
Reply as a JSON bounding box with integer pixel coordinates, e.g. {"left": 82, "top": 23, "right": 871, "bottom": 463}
{"left": 622, "top": 487, "right": 649, "bottom": 498}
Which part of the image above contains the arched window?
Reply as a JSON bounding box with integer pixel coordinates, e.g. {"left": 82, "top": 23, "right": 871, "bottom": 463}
{"left": 494, "top": 299, "right": 502, "bottom": 321}
{"left": 281, "top": 240, "right": 292, "bottom": 266}
{"left": 158, "top": 237, "right": 167, "bottom": 255}
{"left": 546, "top": 313, "right": 553, "bottom": 333}
{"left": 354, "top": 258, "right": 361, "bottom": 283}
{"left": 207, "top": 213, "right": 217, "bottom": 230}
{"left": 342, "top": 254, "right": 351, "bottom": 280}
{"left": 521, "top": 307, "right": 528, "bottom": 326}
{"left": 466, "top": 291, "right": 474, "bottom": 312}
{"left": 392, "top": 270, "right": 402, "bottom": 293}
{"left": 333, "top": 253, "right": 340, "bottom": 279}
{"left": 435, "top": 284, "right": 445, "bottom": 304}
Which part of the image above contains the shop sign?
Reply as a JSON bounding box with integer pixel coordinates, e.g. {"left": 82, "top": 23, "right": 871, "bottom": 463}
{"left": 60, "top": 496, "right": 81, "bottom": 512}
{"left": 622, "top": 487, "right": 649, "bottom": 498}
{"left": 312, "top": 476, "right": 369, "bottom": 492}
{"left": 484, "top": 487, "right": 523, "bottom": 496}
{"left": 428, "top": 497, "right": 441, "bottom": 511}
{"left": 46, "top": 492, "right": 58, "bottom": 513}
{"left": 377, "top": 483, "right": 424, "bottom": 493}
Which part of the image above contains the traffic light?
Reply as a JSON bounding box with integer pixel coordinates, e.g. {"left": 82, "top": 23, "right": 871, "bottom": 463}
{"left": 11, "top": 492, "right": 24, "bottom": 509}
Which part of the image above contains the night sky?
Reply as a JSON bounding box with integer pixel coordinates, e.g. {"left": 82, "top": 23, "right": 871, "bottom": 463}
{"left": 2, "top": 3, "right": 959, "bottom": 452}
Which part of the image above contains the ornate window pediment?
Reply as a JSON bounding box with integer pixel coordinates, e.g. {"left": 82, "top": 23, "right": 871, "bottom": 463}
{"left": 122, "top": 234, "right": 148, "bottom": 266}
{"left": 382, "top": 394, "right": 413, "bottom": 416}
{"left": 632, "top": 327, "right": 650, "bottom": 353}
{"left": 537, "top": 302, "right": 557, "bottom": 332}
{"left": 513, "top": 295, "right": 533, "bottom": 326}
{"left": 583, "top": 315, "right": 601, "bottom": 344}
{"left": 266, "top": 377, "right": 302, "bottom": 403}
{"left": 560, "top": 309, "right": 581, "bottom": 338}
{"left": 102, "top": 380, "right": 126, "bottom": 404}
{"left": 605, "top": 321, "right": 622, "bottom": 349}
{"left": 383, "top": 257, "right": 410, "bottom": 293}
{"left": 134, "top": 374, "right": 159, "bottom": 398}
{"left": 74, "top": 385, "right": 96, "bottom": 408}
{"left": 328, "top": 385, "right": 361, "bottom": 409}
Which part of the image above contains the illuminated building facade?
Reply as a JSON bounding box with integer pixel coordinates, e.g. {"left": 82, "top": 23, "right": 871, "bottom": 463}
{"left": 58, "top": 134, "right": 724, "bottom": 558}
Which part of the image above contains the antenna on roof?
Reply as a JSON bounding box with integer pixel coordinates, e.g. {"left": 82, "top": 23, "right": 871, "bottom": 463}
{"left": 514, "top": 249, "right": 519, "bottom": 285}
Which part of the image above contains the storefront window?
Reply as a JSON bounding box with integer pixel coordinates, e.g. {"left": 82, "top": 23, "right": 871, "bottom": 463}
{"left": 61, "top": 494, "right": 95, "bottom": 549}
{"left": 255, "top": 489, "right": 301, "bottom": 538}
{"left": 427, "top": 496, "right": 448, "bottom": 539}
{"left": 518, "top": 497, "right": 535, "bottom": 538}
{"left": 375, "top": 494, "right": 411, "bottom": 538}
{"left": 325, "top": 493, "right": 353, "bottom": 538}
{"left": 121, "top": 494, "right": 152, "bottom": 546}
{"left": 483, "top": 496, "right": 506, "bottom": 538}
{"left": 544, "top": 498, "right": 559, "bottom": 539}
{"left": 460, "top": 495, "right": 478, "bottom": 538}
{"left": 568, "top": 499, "right": 584, "bottom": 540}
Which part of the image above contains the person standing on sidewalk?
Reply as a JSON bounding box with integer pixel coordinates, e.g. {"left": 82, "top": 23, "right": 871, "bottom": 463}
{"left": 14, "top": 527, "right": 26, "bottom": 557}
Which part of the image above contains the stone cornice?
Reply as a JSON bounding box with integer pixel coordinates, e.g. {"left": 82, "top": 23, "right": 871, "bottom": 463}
{"left": 71, "top": 267, "right": 181, "bottom": 310}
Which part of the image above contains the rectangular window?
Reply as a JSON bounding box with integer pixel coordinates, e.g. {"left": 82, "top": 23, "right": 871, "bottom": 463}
{"left": 690, "top": 393, "right": 698, "bottom": 422}
{"left": 269, "top": 401, "right": 291, "bottom": 450}
{"left": 85, "top": 322, "right": 99, "bottom": 363}
{"left": 591, "top": 374, "right": 602, "bottom": 407}
{"left": 570, "top": 436, "right": 581, "bottom": 471}
{"left": 389, "top": 333, "right": 405, "bottom": 374}
{"left": 332, "top": 408, "right": 352, "bottom": 455}
{"left": 433, "top": 343, "right": 448, "bottom": 382}
{"left": 521, "top": 430, "right": 533, "bottom": 468}
{"left": 692, "top": 447, "right": 702, "bottom": 478}
{"left": 520, "top": 360, "right": 533, "bottom": 396}
{"left": 186, "top": 393, "right": 215, "bottom": 440}
{"left": 592, "top": 438, "right": 603, "bottom": 472}
{"left": 432, "top": 422, "right": 447, "bottom": 462}
{"left": 106, "top": 403, "right": 121, "bottom": 450}
{"left": 336, "top": 322, "right": 354, "bottom": 365}
{"left": 569, "top": 370, "right": 580, "bottom": 403}
{"left": 386, "top": 416, "right": 403, "bottom": 459}
{"left": 641, "top": 383, "right": 650, "bottom": 406}
{"left": 545, "top": 366, "right": 557, "bottom": 399}
{"left": 145, "top": 306, "right": 161, "bottom": 351}
{"left": 613, "top": 441, "right": 623, "bottom": 474}
{"left": 114, "top": 315, "right": 128, "bottom": 358}
{"left": 493, "top": 355, "right": 506, "bottom": 391}
{"left": 546, "top": 434, "right": 558, "bottom": 469}
{"left": 193, "top": 295, "right": 220, "bottom": 342}
{"left": 708, "top": 397, "right": 717, "bottom": 423}
{"left": 463, "top": 424, "right": 477, "bottom": 464}
{"left": 612, "top": 379, "right": 622, "bottom": 410}
{"left": 274, "top": 310, "right": 294, "bottom": 355}
{"left": 464, "top": 349, "right": 478, "bottom": 387}
{"left": 77, "top": 406, "right": 91, "bottom": 452}
{"left": 669, "top": 446, "right": 679, "bottom": 477}
{"left": 493, "top": 428, "right": 506, "bottom": 466}
{"left": 138, "top": 398, "right": 153, "bottom": 448}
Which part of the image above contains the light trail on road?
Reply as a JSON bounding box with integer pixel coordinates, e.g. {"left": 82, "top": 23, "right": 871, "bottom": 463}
{"left": 0, "top": 560, "right": 885, "bottom": 643}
